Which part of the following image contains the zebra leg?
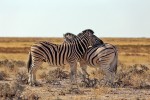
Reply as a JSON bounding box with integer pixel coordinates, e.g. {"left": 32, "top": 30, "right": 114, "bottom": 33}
{"left": 110, "top": 72, "right": 116, "bottom": 87}
{"left": 29, "top": 62, "right": 42, "bottom": 86}
{"left": 28, "top": 67, "right": 33, "bottom": 85}
{"left": 80, "top": 61, "right": 89, "bottom": 79}
{"left": 28, "top": 65, "right": 36, "bottom": 86}
{"left": 104, "top": 57, "right": 117, "bottom": 87}
{"left": 69, "top": 62, "right": 77, "bottom": 84}
{"left": 102, "top": 68, "right": 115, "bottom": 87}
{"left": 32, "top": 66, "right": 38, "bottom": 86}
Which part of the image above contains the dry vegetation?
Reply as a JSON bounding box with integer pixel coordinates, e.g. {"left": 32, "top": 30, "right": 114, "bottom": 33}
{"left": 0, "top": 37, "right": 150, "bottom": 100}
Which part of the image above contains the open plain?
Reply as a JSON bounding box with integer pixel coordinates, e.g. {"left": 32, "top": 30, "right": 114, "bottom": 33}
{"left": 0, "top": 37, "right": 150, "bottom": 100}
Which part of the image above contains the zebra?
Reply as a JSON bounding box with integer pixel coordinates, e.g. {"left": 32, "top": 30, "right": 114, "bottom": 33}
{"left": 27, "top": 29, "right": 98, "bottom": 86}
{"left": 64, "top": 33, "right": 118, "bottom": 86}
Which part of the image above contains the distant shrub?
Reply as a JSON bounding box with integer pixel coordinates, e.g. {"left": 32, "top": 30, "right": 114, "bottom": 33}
{"left": 0, "top": 81, "right": 24, "bottom": 99}
{"left": 0, "top": 59, "right": 26, "bottom": 69}
{"left": 6, "top": 61, "right": 14, "bottom": 70}
{"left": 27, "top": 93, "right": 40, "bottom": 100}
{"left": 0, "top": 59, "right": 9, "bottom": 67}
{"left": 0, "top": 71, "right": 7, "bottom": 80}
{"left": 67, "top": 87, "right": 84, "bottom": 95}
{"left": 16, "top": 70, "right": 28, "bottom": 84}
{"left": 115, "top": 64, "right": 150, "bottom": 88}
{"left": 45, "top": 68, "right": 69, "bottom": 84}
{"left": 79, "top": 77, "right": 99, "bottom": 88}
{"left": 13, "top": 60, "right": 26, "bottom": 67}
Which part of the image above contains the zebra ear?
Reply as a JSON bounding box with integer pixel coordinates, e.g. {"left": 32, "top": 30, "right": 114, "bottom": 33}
{"left": 88, "top": 29, "right": 94, "bottom": 34}
{"left": 82, "top": 29, "right": 94, "bottom": 36}
{"left": 88, "top": 32, "right": 93, "bottom": 36}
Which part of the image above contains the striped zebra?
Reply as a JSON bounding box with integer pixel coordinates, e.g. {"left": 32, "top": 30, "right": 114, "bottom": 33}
{"left": 64, "top": 33, "right": 118, "bottom": 86}
{"left": 27, "top": 29, "right": 97, "bottom": 86}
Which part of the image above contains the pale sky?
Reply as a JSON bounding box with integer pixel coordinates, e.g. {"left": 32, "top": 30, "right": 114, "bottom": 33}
{"left": 0, "top": 0, "right": 150, "bottom": 37}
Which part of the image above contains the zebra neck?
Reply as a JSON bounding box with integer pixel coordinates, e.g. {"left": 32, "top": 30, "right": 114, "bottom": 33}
{"left": 76, "top": 37, "right": 89, "bottom": 56}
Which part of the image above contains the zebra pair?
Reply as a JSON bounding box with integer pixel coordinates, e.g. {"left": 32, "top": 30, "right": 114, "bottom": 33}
{"left": 64, "top": 33, "right": 118, "bottom": 86}
{"left": 27, "top": 29, "right": 100, "bottom": 86}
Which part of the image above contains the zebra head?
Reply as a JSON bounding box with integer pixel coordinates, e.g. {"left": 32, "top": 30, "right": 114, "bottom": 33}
{"left": 91, "top": 35, "right": 104, "bottom": 47}
{"left": 63, "top": 32, "right": 77, "bottom": 42}
{"left": 81, "top": 29, "right": 104, "bottom": 47}
{"left": 64, "top": 29, "right": 104, "bottom": 47}
{"left": 82, "top": 29, "right": 94, "bottom": 36}
{"left": 77, "top": 29, "right": 95, "bottom": 46}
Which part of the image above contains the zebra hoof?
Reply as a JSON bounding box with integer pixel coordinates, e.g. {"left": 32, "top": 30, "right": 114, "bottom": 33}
{"left": 34, "top": 82, "right": 42, "bottom": 87}
{"left": 28, "top": 82, "right": 33, "bottom": 86}
{"left": 28, "top": 82, "right": 39, "bottom": 87}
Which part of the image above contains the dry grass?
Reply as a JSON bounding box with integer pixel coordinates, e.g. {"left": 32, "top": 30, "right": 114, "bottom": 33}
{"left": 0, "top": 71, "right": 7, "bottom": 80}
{"left": 0, "top": 81, "right": 24, "bottom": 99}
{"left": 115, "top": 64, "right": 150, "bottom": 88}
{"left": 0, "top": 37, "right": 150, "bottom": 99}
{"left": 16, "top": 70, "right": 28, "bottom": 85}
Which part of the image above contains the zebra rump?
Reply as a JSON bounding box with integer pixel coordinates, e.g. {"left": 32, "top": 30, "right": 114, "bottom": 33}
{"left": 84, "top": 43, "right": 118, "bottom": 73}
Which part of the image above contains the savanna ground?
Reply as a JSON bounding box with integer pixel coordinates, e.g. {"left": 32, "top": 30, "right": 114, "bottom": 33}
{"left": 0, "top": 37, "right": 150, "bottom": 100}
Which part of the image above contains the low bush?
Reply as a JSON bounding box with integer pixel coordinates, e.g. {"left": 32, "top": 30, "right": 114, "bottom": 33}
{"left": 0, "top": 81, "right": 24, "bottom": 99}
{"left": 16, "top": 70, "right": 28, "bottom": 84}
{"left": 115, "top": 64, "right": 150, "bottom": 88}
{"left": 45, "top": 68, "right": 69, "bottom": 84}
{"left": 0, "top": 71, "right": 7, "bottom": 80}
{"left": 0, "top": 59, "right": 26, "bottom": 69}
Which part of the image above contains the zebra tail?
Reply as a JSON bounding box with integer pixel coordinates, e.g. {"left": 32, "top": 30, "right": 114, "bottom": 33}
{"left": 27, "top": 52, "right": 32, "bottom": 73}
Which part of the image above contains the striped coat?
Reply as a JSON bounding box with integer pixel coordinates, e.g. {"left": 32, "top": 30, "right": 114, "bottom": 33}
{"left": 64, "top": 33, "right": 118, "bottom": 86}
{"left": 27, "top": 29, "right": 97, "bottom": 86}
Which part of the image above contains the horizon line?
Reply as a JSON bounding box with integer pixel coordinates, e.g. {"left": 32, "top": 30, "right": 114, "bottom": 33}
{"left": 0, "top": 36, "right": 149, "bottom": 38}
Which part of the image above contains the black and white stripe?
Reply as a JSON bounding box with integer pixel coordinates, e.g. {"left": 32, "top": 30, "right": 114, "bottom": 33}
{"left": 27, "top": 29, "right": 96, "bottom": 86}
{"left": 64, "top": 33, "right": 118, "bottom": 86}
